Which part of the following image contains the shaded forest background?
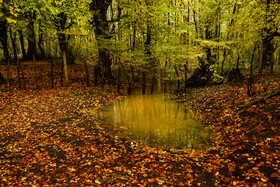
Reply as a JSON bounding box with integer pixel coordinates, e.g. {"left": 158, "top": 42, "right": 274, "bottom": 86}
{"left": 0, "top": 0, "right": 280, "bottom": 90}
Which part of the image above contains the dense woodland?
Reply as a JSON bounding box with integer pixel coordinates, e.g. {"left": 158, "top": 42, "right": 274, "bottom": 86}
{"left": 0, "top": 0, "right": 280, "bottom": 186}
{"left": 0, "top": 0, "right": 279, "bottom": 90}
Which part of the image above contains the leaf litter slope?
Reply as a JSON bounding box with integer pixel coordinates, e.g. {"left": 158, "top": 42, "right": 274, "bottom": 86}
{"left": 0, "top": 74, "right": 279, "bottom": 186}
{"left": 180, "top": 75, "right": 280, "bottom": 186}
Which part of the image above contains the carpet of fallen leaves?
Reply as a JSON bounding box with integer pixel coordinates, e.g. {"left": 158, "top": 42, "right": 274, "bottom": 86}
{"left": 0, "top": 64, "right": 280, "bottom": 186}
{"left": 177, "top": 75, "right": 280, "bottom": 186}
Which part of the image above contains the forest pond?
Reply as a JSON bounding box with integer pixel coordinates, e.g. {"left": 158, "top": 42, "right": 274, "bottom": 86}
{"left": 99, "top": 91, "right": 211, "bottom": 149}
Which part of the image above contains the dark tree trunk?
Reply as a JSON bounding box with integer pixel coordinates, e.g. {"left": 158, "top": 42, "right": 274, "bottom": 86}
{"left": 26, "top": 20, "right": 37, "bottom": 61}
{"left": 184, "top": 64, "right": 188, "bottom": 92}
{"left": 33, "top": 54, "right": 39, "bottom": 89}
{"left": 90, "top": 0, "right": 114, "bottom": 84}
{"left": 50, "top": 61, "right": 54, "bottom": 88}
{"left": 0, "top": 72, "right": 4, "bottom": 85}
{"left": 142, "top": 72, "right": 146, "bottom": 95}
{"left": 9, "top": 29, "right": 18, "bottom": 62}
{"left": 38, "top": 30, "right": 46, "bottom": 59}
{"left": 127, "top": 66, "right": 133, "bottom": 95}
{"left": 151, "top": 71, "right": 156, "bottom": 94}
{"left": 60, "top": 60, "right": 64, "bottom": 87}
{"left": 84, "top": 61, "right": 90, "bottom": 86}
{"left": 175, "top": 65, "right": 180, "bottom": 91}
{"left": 54, "top": 12, "right": 74, "bottom": 65}
{"left": 0, "top": 19, "right": 9, "bottom": 63}
{"left": 259, "top": 36, "right": 274, "bottom": 74}
{"left": 117, "top": 67, "right": 121, "bottom": 93}
{"left": 17, "top": 61, "right": 21, "bottom": 89}
{"left": 18, "top": 30, "right": 27, "bottom": 60}
{"left": 164, "top": 69, "right": 167, "bottom": 94}
{"left": 94, "top": 66, "right": 101, "bottom": 87}
{"left": 247, "top": 44, "right": 257, "bottom": 96}
{"left": 6, "top": 58, "right": 10, "bottom": 87}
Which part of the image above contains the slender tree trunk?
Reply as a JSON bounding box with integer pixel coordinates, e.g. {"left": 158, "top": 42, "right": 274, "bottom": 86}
{"left": 18, "top": 61, "right": 26, "bottom": 89}
{"left": 6, "top": 58, "right": 10, "bottom": 87}
{"left": 9, "top": 29, "right": 18, "bottom": 62}
{"left": 84, "top": 61, "right": 90, "bottom": 86}
{"left": 164, "top": 68, "right": 167, "bottom": 94}
{"left": 221, "top": 49, "right": 226, "bottom": 75}
{"left": 259, "top": 42, "right": 264, "bottom": 74}
{"left": 184, "top": 64, "right": 188, "bottom": 92}
{"left": 60, "top": 59, "right": 64, "bottom": 87}
{"left": 26, "top": 20, "right": 37, "bottom": 61}
{"left": 247, "top": 44, "right": 257, "bottom": 96}
{"left": 38, "top": 31, "right": 46, "bottom": 59}
{"left": 270, "top": 49, "right": 274, "bottom": 75}
{"left": 151, "top": 71, "right": 156, "bottom": 94}
{"left": 175, "top": 65, "right": 180, "bottom": 90}
{"left": 0, "top": 20, "right": 9, "bottom": 63}
{"left": 50, "top": 61, "right": 54, "bottom": 88}
{"left": 18, "top": 30, "right": 27, "bottom": 59}
{"left": 33, "top": 54, "right": 38, "bottom": 89}
{"left": 236, "top": 53, "right": 240, "bottom": 69}
{"left": 157, "top": 68, "right": 161, "bottom": 93}
{"left": 17, "top": 61, "right": 21, "bottom": 89}
{"left": 62, "top": 51, "right": 69, "bottom": 85}
{"left": 127, "top": 66, "right": 134, "bottom": 95}
{"left": 142, "top": 71, "right": 146, "bottom": 95}
{"left": 94, "top": 66, "right": 101, "bottom": 87}
{"left": 0, "top": 72, "right": 4, "bottom": 85}
{"left": 117, "top": 67, "right": 121, "bottom": 93}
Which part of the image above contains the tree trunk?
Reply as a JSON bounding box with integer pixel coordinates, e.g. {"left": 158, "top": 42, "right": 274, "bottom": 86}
{"left": 270, "top": 49, "right": 274, "bottom": 75}
{"left": 221, "top": 49, "right": 226, "bottom": 75}
{"left": 94, "top": 66, "right": 101, "bottom": 87}
{"left": 259, "top": 42, "right": 264, "bottom": 74}
{"left": 33, "top": 54, "right": 38, "bottom": 89}
{"left": 38, "top": 31, "right": 46, "bottom": 59}
{"left": 164, "top": 69, "right": 167, "bottom": 94}
{"left": 17, "top": 61, "right": 21, "bottom": 89}
{"left": 142, "top": 71, "right": 146, "bottom": 95}
{"left": 6, "top": 58, "right": 10, "bottom": 87}
{"left": 175, "top": 65, "right": 180, "bottom": 90}
{"left": 26, "top": 20, "right": 37, "bottom": 61}
{"left": 50, "top": 61, "right": 54, "bottom": 88}
{"left": 18, "top": 30, "right": 27, "bottom": 59}
{"left": 184, "top": 64, "right": 188, "bottom": 93}
{"left": 157, "top": 69, "right": 161, "bottom": 93}
{"left": 60, "top": 59, "right": 64, "bottom": 87}
{"left": 9, "top": 29, "right": 18, "bottom": 62}
{"left": 0, "top": 72, "right": 4, "bottom": 85}
{"left": 62, "top": 51, "right": 69, "bottom": 86}
{"left": 99, "top": 48, "right": 114, "bottom": 85}
{"left": 117, "top": 67, "right": 121, "bottom": 93}
{"left": 0, "top": 19, "right": 10, "bottom": 63}
{"left": 247, "top": 44, "right": 257, "bottom": 96}
{"left": 84, "top": 60, "right": 90, "bottom": 86}
{"left": 90, "top": 0, "right": 114, "bottom": 84}
{"left": 127, "top": 66, "right": 134, "bottom": 95}
{"left": 151, "top": 71, "right": 156, "bottom": 94}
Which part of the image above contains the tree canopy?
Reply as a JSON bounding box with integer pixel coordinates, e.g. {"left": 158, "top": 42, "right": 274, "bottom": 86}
{"left": 0, "top": 0, "right": 279, "bottom": 87}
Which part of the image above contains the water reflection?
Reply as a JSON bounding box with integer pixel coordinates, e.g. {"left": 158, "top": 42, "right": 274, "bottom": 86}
{"left": 99, "top": 93, "right": 210, "bottom": 149}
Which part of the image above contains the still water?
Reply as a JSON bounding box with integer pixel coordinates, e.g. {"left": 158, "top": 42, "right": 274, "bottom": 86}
{"left": 99, "top": 92, "right": 211, "bottom": 149}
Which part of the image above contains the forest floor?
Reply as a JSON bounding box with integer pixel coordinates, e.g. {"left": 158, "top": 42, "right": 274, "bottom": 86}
{"left": 0, "top": 64, "right": 279, "bottom": 186}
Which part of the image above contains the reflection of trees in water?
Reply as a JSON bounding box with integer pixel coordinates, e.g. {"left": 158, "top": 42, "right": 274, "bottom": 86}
{"left": 101, "top": 94, "right": 210, "bottom": 149}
